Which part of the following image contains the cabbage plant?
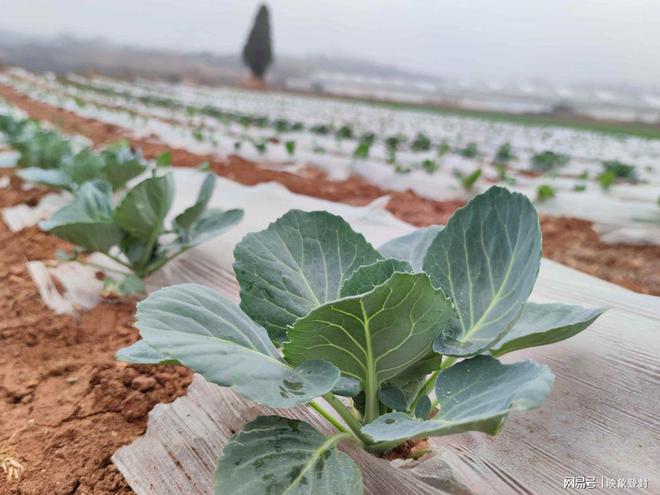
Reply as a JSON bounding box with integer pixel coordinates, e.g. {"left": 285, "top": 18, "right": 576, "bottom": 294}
{"left": 1, "top": 115, "right": 146, "bottom": 191}
{"left": 41, "top": 172, "right": 243, "bottom": 292}
{"left": 16, "top": 141, "right": 147, "bottom": 192}
{"left": 531, "top": 150, "right": 569, "bottom": 172}
{"left": 118, "top": 186, "right": 604, "bottom": 493}
{"left": 0, "top": 115, "right": 72, "bottom": 169}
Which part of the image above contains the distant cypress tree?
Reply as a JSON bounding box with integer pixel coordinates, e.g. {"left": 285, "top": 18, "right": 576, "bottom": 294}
{"left": 242, "top": 5, "right": 273, "bottom": 80}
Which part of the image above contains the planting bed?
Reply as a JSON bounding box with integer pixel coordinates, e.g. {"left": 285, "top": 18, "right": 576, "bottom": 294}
{"left": 1, "top": 72, "right": 659, "bottom": 494}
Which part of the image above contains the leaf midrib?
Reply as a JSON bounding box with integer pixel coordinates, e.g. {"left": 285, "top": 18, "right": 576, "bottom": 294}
{"left": 360, "top": 299, "right": 379, "bottom": 421}
{"left": 282, "top": 432, "right": 348, "bottom": 494}
{"left": 456, "top": 204, "right": 523, "bottom": 345}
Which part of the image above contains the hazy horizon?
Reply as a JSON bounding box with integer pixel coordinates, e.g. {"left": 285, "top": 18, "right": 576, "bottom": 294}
{"left": 2, "top": 0, "right": 660, "bottom": 88}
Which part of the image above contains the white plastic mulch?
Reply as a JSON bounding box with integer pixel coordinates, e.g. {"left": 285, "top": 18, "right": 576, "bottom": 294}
{"left": 3, "top": 69, "right": 660, "bottom": 245}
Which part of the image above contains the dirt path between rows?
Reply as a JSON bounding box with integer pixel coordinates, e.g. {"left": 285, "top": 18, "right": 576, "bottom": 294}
{"left": 0, "top": 81, "right": 658, "bottom": 494}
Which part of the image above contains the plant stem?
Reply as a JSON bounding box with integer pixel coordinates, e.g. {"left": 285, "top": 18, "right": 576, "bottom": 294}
{"left": 310, "top": 400, "right": 352, "bottom": 436}
{"left": 440, "top": 356, "right": 457, "bottom": 371}
{"left": 142, "top": 247, "right": 189, "bottom": 277}
{"left": 370, "top": 358, "right": 460, "bottom": 457}
{"left": 136, "top": 228, "right": 160, "bottom": 274}
{"left": 360, "top": 301, "right": 380, "bottom": 424}
{"left": 322, "top": 393, "right": 371, "bottom": 446}
{"left": 367, "top": 438, "right": 408, "bottom": 456}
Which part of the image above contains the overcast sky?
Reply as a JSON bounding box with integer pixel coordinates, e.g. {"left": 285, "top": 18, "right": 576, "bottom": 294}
{"left": 2, "top": 0, "right": 660, "bottom": 87}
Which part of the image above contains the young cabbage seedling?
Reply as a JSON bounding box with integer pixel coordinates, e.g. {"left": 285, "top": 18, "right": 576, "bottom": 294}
{"left": 531, "top": 150, "right": 569, "bottom": 173}
{"left": 536, "top": 184, "right": 556, "bottom": 201}
{"left": 459, "top": 142, "right": 479, "bottom": 158}
{"left": 118, "top": 187, "right": 605, "bottom": 494}
{"left": 601, "top": 160, "right": 637, "bottom": 182}
{"left": 495, "top": 142, "right": 514, "bottom": 163}
{"left": 353, "top": 140, "right": 371, "bottom": 160}
{"left": 410, "top": 132, "right": 432, "bottom": 152}
{"left": 453, "top": 167, "right": 482, "bottom": 191}
{"left": 252, "top": 139, "right": 268, "bottom": 155}
{"left": 284, "top": 140, "right": 296, "bottom": 157}
{"left": 41, "top": 172, "right": 243, "bottom": 294}
{"left": 336, "top": 124, "right": 354, "bottom": 141}
{"left": 421, "top": 159, "right": 439, "bottom": 174}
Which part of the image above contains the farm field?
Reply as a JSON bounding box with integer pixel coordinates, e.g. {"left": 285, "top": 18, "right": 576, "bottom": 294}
{"left": 2, "top": 68, "right": 659, "bottom": 240}
{"left": 1, "top": 68, "right": 659, "bottom": 293}
{"left": 0, "top": 67, "right": 659, "bottom": 494}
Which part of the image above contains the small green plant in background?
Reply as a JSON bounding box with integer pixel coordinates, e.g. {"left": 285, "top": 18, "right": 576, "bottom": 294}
{"left": 192, "top": 129, "right": 205, "bottom": 142}
{"left": 335, "top": 124, "right": 353, "bottom": 141}
{"left": 383, "top": 134, "right": 407, "bottom": 164}
{"left": 436, "top": 141, "right": 450, "bottom": 157}
{"left": 597, "top": 170, "right": 616, "bottom": 190}
{"left": 17, "top": 141, "right": 147, "bottom": 192}
{"left": 495, "top": 142, "right": 514, "bottom": 163}
{"left": 41, "top": 173, "right": 243, "bottom": 294}
{"left": 238, "top": 115, "right": 252, "bottom": 129}
{"left": 385, "top": 134, "right": 403, "bottom": 153}
{"left": 531, "top": 150, "right": 569, "bottom": 173}
{"left": 453, "top": 168, "right": 482, "bottom": 191}
{"left": 410, "top": 132, "right": 431, "bottom": 152}
{"left": 273, "top": 118, "right": 290, "bottom": 133}
{"left": 252, "top": 139, "right": 268, "bottom": 155}
{"left": 155, "top": 151, "right": 172, "bottom": 167}
{"left": 600, "top": 160, "right": 637, "bottom": 183}
{"left": 353, "top": 132, "right": 375, "bottom": 160}
{"left": 353, "top": 141, "right": 371, "bottom": 160}
{"left": 536, "top": 184, "right": 556, "bottom": 201}
{"left": 0, "top": 115, "right": 73, "bottom": 169}
{"left": 359, "top": 132, "right": 376, "bottom": 147}
{"left": 459, "top": 142, "right": 479, "bottom": 158}
{"left": 284, "top": 140, "right": 296, "bottom": 157}
{"left": 118, "top": 187, "right": 604, "bottom": 493}
{"left": 494, "top": 162, "right": 516, "bottom": 185}
{"left": 310, "top": 124, "right": 331, "bottom": 135}
{"left": 421, "top": 159, "right": 439, "bottom": 174}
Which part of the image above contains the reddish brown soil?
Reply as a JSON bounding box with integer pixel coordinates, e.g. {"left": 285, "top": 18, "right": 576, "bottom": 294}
{"left": 541, "top": 216, "right": 660, "bottom": 295}
{"left": 382, "top": 439, "right": 431, "bottom": 461}
{"left": 0, "top": 174, "right": 192, "bottom": 494}
{"left": 0, "top": 170, "right": 51, "bottom": 210}
{"left": 0, "top": 79, "right": 659, "bottom": 493}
